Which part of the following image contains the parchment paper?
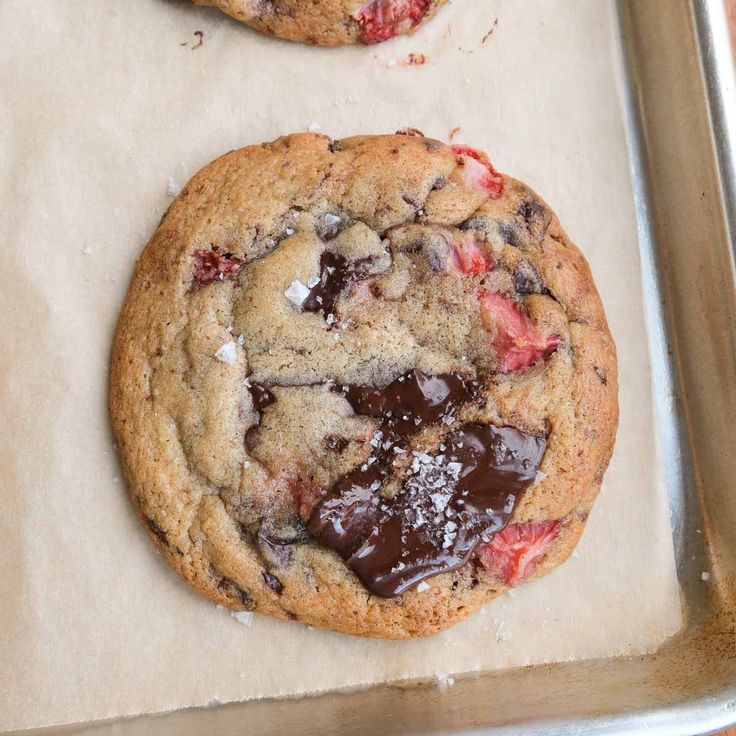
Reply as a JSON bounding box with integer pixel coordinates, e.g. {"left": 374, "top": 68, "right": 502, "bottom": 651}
{"left": 0, "top": 0, "right": 682, "bottom": 730}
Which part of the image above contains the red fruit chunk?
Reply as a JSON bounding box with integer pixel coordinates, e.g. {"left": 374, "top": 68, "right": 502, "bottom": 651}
{"left": 479, "top": 291, "right": 559, "bottom": 372}
{"left": 451, "top": 145, "right": 504, "bottom": 198}
{"left": 354, "top": 0, "right": 431, "bottom": 44}
{"left": 477, "top": 520, "right": 562, "bottom": 586}
{"left": 448, "top": 232, "right": 492, "bottom": 274}
{"left": 192, "top": 249, "right": 243, "bottom": 288}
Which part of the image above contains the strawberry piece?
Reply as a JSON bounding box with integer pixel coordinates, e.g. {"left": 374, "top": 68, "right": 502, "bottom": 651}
{"left": 449, "top": 232, "right": 492, "bottom": 274}
{"left": 477, "top": 520, "right": 562, "bottom": 586}
{"left": 354, "top": 0, "right": 432, "bottom": 44}
{"left": 192, "top": 249, "right": 243, "bottom": 288}
{"left": 451, "top": 145, "right": 504, "bottom": 198}
{"left": 479, "top": 291, "right": 559, "bottom": 372}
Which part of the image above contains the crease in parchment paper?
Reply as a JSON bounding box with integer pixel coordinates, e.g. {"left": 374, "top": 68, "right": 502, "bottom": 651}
{"left": 0, "top": 0, "right": 681, "bottom": 730}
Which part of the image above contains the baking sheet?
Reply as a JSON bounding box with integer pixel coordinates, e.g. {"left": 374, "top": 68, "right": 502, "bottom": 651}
{"left": 0, "top": 0, "right": 682, "bottom": 731}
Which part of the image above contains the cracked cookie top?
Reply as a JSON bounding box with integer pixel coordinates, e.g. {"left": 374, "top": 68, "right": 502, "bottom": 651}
{"left": 110, "top": 132, "right": 618, "bottom": 638}
{"left": 192, "top": 0, "right": 448, "bottom": 46}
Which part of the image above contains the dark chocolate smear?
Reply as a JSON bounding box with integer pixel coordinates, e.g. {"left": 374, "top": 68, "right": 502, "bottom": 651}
{"left": 312, "top": 423, "right": 545, "bottom": 597}
{"left": 308, "top": 369, "right": 545, "bottom": 597}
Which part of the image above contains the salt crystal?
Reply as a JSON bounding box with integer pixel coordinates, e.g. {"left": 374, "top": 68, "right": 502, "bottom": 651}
{"left": 166, "top": 177, "right": 180, "bottom": 197}
{"left": 307, "top": 122, "right": 321, "bottom": 132}
{"left": 701, "top": 571, "right": 711, "bottom": 582}
{"left": 231, "top": 611, "right": 254, "bottom": 626}
{"left": 237, "top": 334, "right": 245, "bottom": 346}
{"left": 323, "top": 213, "right": 341, "bottom": 226}
{"left": 369, "top": 481, "right": 381, "bottom": 492}
{"left": 284, "top": 280, "right": 310, "bottom": 307}
{"left": 416, "top": 581, "right": 430, "bottom": 592}
{"left": 326, "top": 314, "right": 336, "bottom": 326}
{"left": 307, "top": 275, "right": 321, "bottom": 288}
{"left": 285, "top": 227, "right": 295, "bottom": 236}
{"left": 214, "top": 341, "right": 237, "bottom": 365}
{"left": 243, "top": 460, "right": 251, "bottom": 469}
{"left": 535, "top": 470, "right": 547, "bottom": 483}
{"left": 495, "top": 621, "right": 510, "bottom": 641}
{"left": 436, "top": 674, "right": 455, "bottom": 687}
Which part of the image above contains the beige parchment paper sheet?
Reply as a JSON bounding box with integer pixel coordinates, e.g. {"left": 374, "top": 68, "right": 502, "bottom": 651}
{"left": 0, "top": 0, "right": 682, "bottom": 730}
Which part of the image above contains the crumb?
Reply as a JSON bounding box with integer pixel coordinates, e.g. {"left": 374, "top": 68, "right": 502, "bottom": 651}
{"left": 192, "top": 31, "right": 204, "bottom": 50}
{"left": 449, "top": 127, "right": 461, "bottom": 141}
{"left": 214, "top": 341, "right": 237, "bottom": 365}
{"left": 405, "top": 52, "right": 426, "bottom": 66}
{"left": 482, "top": 18, "right": 498, "bottom": 44}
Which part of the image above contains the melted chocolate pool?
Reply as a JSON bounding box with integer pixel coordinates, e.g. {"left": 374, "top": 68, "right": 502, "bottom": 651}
{"left": 308, "top": 370, "right": 546, "bottom": 597}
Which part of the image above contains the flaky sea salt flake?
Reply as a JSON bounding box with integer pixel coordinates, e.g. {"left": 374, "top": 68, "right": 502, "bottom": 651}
{"left": 214, "top": 341, "right": 237, "bottom": 365}
{"left": 416, "top": 581, "right": 430, "bottom": 592}
{"left": 284, "top": 280, "right": 310, "bottom": 307}
{"left": 231, "top": 611, "right": 254, "bottom": 627}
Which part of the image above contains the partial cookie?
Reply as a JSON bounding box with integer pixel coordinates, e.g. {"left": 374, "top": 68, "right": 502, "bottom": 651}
{"left": 110, "top": 131, "right": 618, "bottom": 638}
{"left": 192, "top": 0, "right": 448, "bottom": 45}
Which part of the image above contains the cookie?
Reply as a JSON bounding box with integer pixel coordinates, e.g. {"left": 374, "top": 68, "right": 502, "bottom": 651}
{"left": 192, "top": 0, "right": 448, "bottom": 45}
{"left": 110, "top": 132, "right": 618, "bottom": 638}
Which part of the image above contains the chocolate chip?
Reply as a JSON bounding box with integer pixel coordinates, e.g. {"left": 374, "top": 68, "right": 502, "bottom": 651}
{"left": 143, "top": 516, "right": 167, "bottom": 545}
{"left": 512, "top": 262, "right": 544, "bottom": 295}
{"left": 329, "top": 140, "right": 342, "bottom": 153}
{"left": 217, "top": 575, "right": 255, "bottom": 610}
{"left": 499, "top": 222, "right": 522, "bottom": 247}
{"left": 431, "top": 177, "right": 446, "bottom": 190}
{"left": 423, "top": 138, "right": 443, "bottom": 152}
{"left": 402, "top": 194, "right": 420, "bottom": 208}
{"left": 262, "top": 571, "right": 284, "bottom": 594}
{"left": 517, "top": 199, "right": 546, "bottom": 225}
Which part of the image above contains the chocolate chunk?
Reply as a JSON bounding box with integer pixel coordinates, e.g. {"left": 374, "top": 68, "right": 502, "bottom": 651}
{"left": 517, "top": 199, "right": 546, "bottom": 225}
{"left": 262, "top": 571, "right": 284, "bottom": 594}
{"left": 144, "top": 515, "right": 168, "bottom": 545}
{"left": 512, "top": 262, "right": 544, "bottom": 295}
{"left": 303, "top": 251, "right": 367, "bottom": 317}
{"left": 337, "top": 370, "right": 478, "bottom": 438}
{"left": 216, "top": 575, "right": 255, "bottom": 610}
{"left": 249, "top": 382, "right": 275, "bottom": 411}
{"left": 499, "top": 222, "right": 522, "bottom": 247}
{"left": 594, "top": 367, "right": 608, "bottom": 385}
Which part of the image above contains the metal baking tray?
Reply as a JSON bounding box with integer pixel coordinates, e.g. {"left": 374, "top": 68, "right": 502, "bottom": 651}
{"left": 20, "top": 0, "right": 736, "bottom": 734}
